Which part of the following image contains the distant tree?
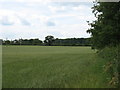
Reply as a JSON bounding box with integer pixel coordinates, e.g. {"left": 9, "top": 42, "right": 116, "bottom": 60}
{"left": 32, "top": 39, "right": 42, "bottom": 45}
{"left": 19, "top": 39, "right": 23, "bottom": 45}
{"left": 13, "top": 39, "right": 19, "bottom": 45}
{"left": 52, "top": 38, "right": 91, "bottom": 46}
{"left": 44, "top": 35, "right": 55, "bottom": 46}
{"left": 2, "top": 37, "right": 91, "bottom": 46}
{"left": 5, "top": 40, "right": 11, "bottom": 45}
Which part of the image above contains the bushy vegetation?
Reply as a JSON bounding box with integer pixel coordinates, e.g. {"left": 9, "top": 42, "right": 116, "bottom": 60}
{"left": 98, "top": 45, "right": 120, "bottom": 87}
{"left": 87, "top": 2, "right": 120, "bottom": 49}
{"left": 87, "top": 1, "right": 120, "bottom": 87}
{"left": 52, "top": 38, "right": 91, "bottom": 46}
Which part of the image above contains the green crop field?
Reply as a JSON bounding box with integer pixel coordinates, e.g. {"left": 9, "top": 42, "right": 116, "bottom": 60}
{"left": 2, "top": 46, "right": 111, "bottom": 88}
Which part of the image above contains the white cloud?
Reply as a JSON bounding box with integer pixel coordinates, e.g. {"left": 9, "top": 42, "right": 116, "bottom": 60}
{"left": 0, "top": 9, "right": 15, "bottom": 16}
{"left": 0, "top": 0, "right": 95, "bottom": 40}
{"left": 48, "top": 5, "right": 66, "bottom": 13}
{"left": 0, "top": 0, "right": 95, "bottom": 3}
{"left": 72, "top": 5, "right": 90, "bottom": 11}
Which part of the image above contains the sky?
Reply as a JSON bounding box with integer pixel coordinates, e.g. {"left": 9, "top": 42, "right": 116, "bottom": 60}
{"left": 0, "top": 0, "right": 96, "bottom": 40}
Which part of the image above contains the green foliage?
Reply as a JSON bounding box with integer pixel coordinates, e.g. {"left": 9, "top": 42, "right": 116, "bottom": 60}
{"left": 53, "top": 38, "right": 91, "bottom": 46}
{"left": 44, "top": 35, "right": 55, "bottom": 46}
{"left": 87, "top": 1, "right": 120, "bottom": 87}
{"left": 98, "top": 45, "right": 120, "bottom": 87}
{"left": 87, "top": 2, "right": 120, "bottom": 49}
{"left": 2, "top": 37, "right": 91, "bottom": 46}
{"left": 2, "top": 39, "right": 43, "bottom": 45}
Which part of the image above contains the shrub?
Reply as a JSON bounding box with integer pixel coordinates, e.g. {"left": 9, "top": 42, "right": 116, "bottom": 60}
{"left": 98, "top": 45, "right": 120, "bottom": 87}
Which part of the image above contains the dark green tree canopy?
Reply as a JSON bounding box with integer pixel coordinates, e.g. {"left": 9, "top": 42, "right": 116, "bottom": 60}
{"left": 87, "top": 2, "right": 120, "bottom": 49}
{"left": 44, "top": 35, "right": 55, "bottom": 46}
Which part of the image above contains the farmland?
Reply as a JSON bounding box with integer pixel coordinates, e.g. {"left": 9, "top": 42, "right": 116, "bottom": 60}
{"left": 2, "top": 46, "right": 111, "bottom": 88}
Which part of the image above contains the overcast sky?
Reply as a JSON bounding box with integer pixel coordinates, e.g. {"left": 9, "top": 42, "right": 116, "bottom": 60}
{"left": 0, "top": 0, "right": 96, "bottom": 40}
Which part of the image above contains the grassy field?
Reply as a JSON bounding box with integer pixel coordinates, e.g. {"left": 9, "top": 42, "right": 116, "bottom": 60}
{"left": 2, "top": 46, "right": 111, "bottom": 88}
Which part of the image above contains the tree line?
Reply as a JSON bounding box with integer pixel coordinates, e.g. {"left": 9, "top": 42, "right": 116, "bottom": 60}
{"left": 87, "top": 2, "right": 120, "bottom": 49}
{"left": 87, "top": 1, "right": 120, "bottom": 87}
{"left": 2, "top": 36, "right": 91, "bottom": 46}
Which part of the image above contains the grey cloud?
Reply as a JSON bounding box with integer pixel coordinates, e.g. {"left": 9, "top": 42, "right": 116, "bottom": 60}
{"left": 46, "top": 21, "right": 56, "bottom": 26}
{"left": 0, "top": 16, "right": 14, "bottom": 26}
{"left": 17, "top": 16, "right": 31, "bottom": 26}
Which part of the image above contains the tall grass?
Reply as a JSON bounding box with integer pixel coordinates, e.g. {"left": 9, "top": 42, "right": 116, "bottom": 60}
{"left": 2, "top": 46, "right": 111, "bottom": 88}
